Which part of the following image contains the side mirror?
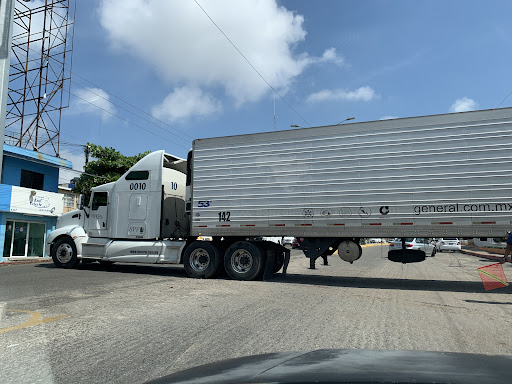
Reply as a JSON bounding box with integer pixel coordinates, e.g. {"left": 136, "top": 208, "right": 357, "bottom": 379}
{"left": 78, "top": 194, "right": 84, "bottom": 210}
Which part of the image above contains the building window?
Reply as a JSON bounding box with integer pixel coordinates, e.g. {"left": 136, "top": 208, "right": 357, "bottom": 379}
{"left": 63, "top": 193, "right": 75, "bottom": 208}
{"left": 3, "top": 221, "right": 46, "bottom": 257}
{"left": 20, "top": 169, "right": 44, "bottom": 190}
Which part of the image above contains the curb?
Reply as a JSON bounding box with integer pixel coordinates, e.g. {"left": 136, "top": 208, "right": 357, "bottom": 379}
{"left": 459, "top": 249, "right": 502, "bottom": 261}
{"left": 0, "top": 259, "right": 53, "bottom": 267}
{"left": 361, "top": 243, "right": 386, "bottom": 248}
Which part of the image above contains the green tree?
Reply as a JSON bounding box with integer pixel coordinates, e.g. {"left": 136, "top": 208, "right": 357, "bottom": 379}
{"left": 72, "top": 144, "right": 150, "bottom": 202}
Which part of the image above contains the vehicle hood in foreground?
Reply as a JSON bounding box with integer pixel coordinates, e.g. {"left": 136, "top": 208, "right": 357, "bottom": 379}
{"left": 146, "top": 349, "right": 512, "bottom": 384}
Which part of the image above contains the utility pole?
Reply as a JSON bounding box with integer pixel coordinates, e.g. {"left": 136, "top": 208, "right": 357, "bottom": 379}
{"left": 0, "top": 0, "right": 15, "bottom": 182}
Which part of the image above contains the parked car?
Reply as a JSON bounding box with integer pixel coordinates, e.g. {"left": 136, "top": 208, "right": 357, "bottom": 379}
{"left": 369, "top": 238, "right": 382, "bottom": 243}
{"left": 435, "top": 238, "right": 461, "bottom": 252}
{"left": 282, "top": 237, "right": 294, "bottom": 246}
{"left": 388, "top": 238, "right": 436, "bottom": 256}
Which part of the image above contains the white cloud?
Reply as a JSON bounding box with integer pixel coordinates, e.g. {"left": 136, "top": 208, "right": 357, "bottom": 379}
{"left": 449, "top": 97, "right": 478, "bottom": 113}
{"left": 72, "top": 87, "right": 115, "bottom": 121}
{"left": 59, "top": 149, "right": 85, "bottom": 171}
{"left": 380, "top": 115, "right": 398, "bottom": 120}
{"left": 59, "top": 149, "right": 86, "bottom": 184}
{"left": 98, "top": 0, "right": 343, "bottom": 115}
{"left": 307, "top": 86, "right": 376, "bottom": 103}
{"left": 151, "top": 86, "right": 222, "bottom": 122}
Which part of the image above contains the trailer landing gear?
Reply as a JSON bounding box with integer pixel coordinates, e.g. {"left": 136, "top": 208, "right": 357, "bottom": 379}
{"left": 298, "top": 238, "right": 344, "bottom": 269}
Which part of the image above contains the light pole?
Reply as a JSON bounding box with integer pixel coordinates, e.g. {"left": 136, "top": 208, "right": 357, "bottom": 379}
{"left": 0, "top": 0, "right": 15, "bottom": 183}
{"left": 337, "top": 117, "right": 355, "bottom": 125}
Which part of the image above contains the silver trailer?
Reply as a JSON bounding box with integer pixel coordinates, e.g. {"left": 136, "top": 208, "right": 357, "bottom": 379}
{"left": 47, "top": 108, "right": 512, "bottom": 279}
{"left": 191, "top": 107, "right": 512, "bottom": 239}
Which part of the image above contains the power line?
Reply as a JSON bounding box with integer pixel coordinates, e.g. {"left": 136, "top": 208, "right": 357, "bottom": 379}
{"left": 194, "top": 0, "right": 312, "bottom": 128}
{"left": 7, "top": 64, "right": 190, "bottom": 151}
{"left": 67, "top": 88, "right": 189, "bottom": 150}
{"left": 496, "top": 89, "right": 512, "bottom": 109}
{"left": 16, "top": 29, "right": 195, "bottom": 149}
{"left": 68, "top": 81, "right": 191, "bottom": 143}
{"left": 69, "top": 74, "right": 194, "bottom": 141}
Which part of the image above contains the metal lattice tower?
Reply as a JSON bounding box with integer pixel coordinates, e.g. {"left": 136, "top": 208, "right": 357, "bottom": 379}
{"left": 5, "top": 0, "right": 75, "bottom": 157}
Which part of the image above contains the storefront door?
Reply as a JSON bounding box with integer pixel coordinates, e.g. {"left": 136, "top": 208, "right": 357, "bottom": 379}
{"left": 3, "top": 220, "right": 46, "bottom": 257}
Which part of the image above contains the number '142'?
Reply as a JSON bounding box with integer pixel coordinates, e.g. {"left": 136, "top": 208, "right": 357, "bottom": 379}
{"left": 218, "top": 211, "right": 230, "bottom": 222}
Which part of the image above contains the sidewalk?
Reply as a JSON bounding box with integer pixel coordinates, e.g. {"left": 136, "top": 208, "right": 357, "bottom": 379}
{"left": 0, "top": 257, "right": 53, "bottom": 267}
{"left": 459, "top": 246, "right": 505, "bottom": 262}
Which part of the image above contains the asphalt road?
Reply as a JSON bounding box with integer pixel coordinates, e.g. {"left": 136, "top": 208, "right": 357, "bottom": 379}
{"left": 1, "top": 245, "right": 512, "bottom": 383}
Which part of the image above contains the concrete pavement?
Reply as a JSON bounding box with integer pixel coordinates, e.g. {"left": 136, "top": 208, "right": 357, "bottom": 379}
{"left": 1, "top": 245, "right": 511, "bottom": 383}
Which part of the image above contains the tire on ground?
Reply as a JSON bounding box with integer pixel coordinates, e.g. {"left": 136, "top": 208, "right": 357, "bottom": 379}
{"left": 183, "top": 241, "right": 222, "bottom": 279}
{"left": 52, "top": 237, "right": 80, "bottom": 269}
{"left": 224, "top": 241, "right": 265, "bottom": 281}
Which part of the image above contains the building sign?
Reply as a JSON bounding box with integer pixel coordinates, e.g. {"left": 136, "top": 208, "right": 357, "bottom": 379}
{"left": 9, "top": 186, "right": 64, "bottom": 216}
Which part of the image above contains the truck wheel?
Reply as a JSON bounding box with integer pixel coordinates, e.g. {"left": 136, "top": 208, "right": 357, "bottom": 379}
{"left": 52, "top": 237, "right": 80, "bottom": 269}
{"left": 224, "top": 241, "right": 265, "bottom": 281}
{"left": 183, "top": 241, "right": 222, "bottom": 279}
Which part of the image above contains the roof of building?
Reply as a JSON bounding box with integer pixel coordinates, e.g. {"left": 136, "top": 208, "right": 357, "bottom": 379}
{"left": 3, "top": 144, "right": 73, "bottom": 169}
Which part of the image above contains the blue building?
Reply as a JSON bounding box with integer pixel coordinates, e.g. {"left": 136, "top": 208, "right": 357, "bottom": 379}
{"left": 0, "top": 144, "right": 72, "bottom": 262}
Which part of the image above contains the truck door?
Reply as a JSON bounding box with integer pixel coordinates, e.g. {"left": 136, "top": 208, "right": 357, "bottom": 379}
{"left": 89, "top": 191, "right": 109, "bottom": 237}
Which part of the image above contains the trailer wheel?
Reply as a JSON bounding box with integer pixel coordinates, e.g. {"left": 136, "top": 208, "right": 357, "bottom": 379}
{"left": 183, "top": 241, "right": 222, "bottom": 279}
{"left": 52, "top": 237, "right": 80, "bottom": 269}
{"left": 224, "top": 241, "right": 265, "bottom": 281}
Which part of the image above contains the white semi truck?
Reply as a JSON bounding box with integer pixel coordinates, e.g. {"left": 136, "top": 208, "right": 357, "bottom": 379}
{"left": 46, "top": 107, "right": 512, "bottom": 280}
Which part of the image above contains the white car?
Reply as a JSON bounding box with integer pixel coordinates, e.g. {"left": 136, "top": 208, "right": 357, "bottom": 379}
{"left": 435, "top": 238, "right": 461, "bottom": 252}
{"left": 369, "top": 238, "right": 382, "bottom": 243}
{"left": 388, "top": 238, "right": 436, "bottom": 256}
{"left": 282, "top": 237, "right": 294, "bottom": 246}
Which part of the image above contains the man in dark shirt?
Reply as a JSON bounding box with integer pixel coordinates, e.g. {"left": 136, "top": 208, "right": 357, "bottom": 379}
{"left": 499, "top": 231, "right": 512, "bottom": 264}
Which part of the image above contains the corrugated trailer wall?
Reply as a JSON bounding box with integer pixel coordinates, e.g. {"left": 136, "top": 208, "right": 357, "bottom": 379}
{"left": 191, "top": 108, "right": 512, "bottom": 238}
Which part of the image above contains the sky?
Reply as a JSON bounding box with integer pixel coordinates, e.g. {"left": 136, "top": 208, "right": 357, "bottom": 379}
{"left": 54, "top": 0, "right": 512, "bottom": 182}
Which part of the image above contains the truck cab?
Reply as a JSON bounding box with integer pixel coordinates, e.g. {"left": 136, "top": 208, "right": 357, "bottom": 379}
{"left": 45, "top": 151, "right": 189, "bottom": 267}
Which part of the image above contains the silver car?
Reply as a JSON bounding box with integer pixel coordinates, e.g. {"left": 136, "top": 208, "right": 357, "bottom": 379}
{"left": 388, "top": 238, "right": 436, "bottom": 256}
{"left": 435, "top": 238, "right": 461, "bottom": 252}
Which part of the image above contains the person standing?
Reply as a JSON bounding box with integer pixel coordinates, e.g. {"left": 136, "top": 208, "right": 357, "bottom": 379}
{"left": 499, "top": 231, "right": 512, "bottom": 264}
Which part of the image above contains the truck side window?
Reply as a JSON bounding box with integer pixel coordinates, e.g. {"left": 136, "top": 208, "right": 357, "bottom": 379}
{"left": 91, "top": 192, "right": 108, "bottom": 210}
{"left": 125, "top": 171, "right": 149, "bottom": 180}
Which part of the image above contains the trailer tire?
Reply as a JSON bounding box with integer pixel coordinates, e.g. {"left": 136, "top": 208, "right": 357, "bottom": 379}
{"left": 52, "top": 237, "right": 80, "bottom": 269}
{"left": 224, "top": 241, "right": 265, "bottom": 281}
{"left": 183, "top": 241, "right": 222, "bottom": 279}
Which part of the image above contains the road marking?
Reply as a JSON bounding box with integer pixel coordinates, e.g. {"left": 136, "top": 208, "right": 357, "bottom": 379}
{"left": 0, "top": 309, "right": 71, "bottom": 334}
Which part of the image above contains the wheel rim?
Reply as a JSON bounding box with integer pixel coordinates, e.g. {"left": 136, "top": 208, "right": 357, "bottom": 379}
{"left": 189, "top": 248, "right": 210, "bottom": 271}
{"left": 231, "top": 249, "right": 253, "bottom": 273}
{"left": 56, "top": 243, "right": 73, "bottom": 263}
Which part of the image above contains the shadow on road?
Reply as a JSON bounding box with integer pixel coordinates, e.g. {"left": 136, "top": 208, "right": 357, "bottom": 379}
{"left": 36, "top": 262, "right": 190, "bottom": 278}
{"left": 36, "top": 262, "right": 511, "bottom": 294}
{"left": 272, "top": 273, "right": 512, "bottom": 295}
